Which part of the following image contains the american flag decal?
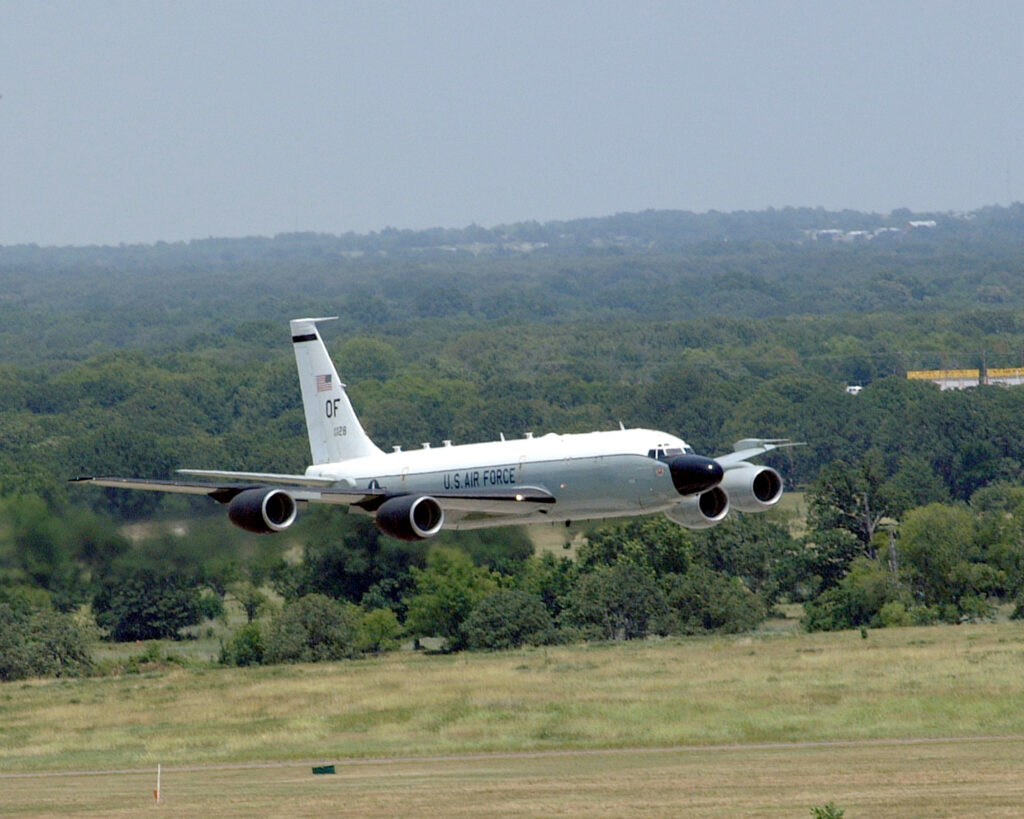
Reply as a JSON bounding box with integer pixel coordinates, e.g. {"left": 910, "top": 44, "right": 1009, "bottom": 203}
{"left": 316, "top": 374, "right": 332, "bottom": 392}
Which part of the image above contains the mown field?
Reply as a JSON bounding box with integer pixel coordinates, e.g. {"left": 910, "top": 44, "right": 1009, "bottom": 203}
{"left": 3, "top": 622, "right": 1024, "bottom": 815}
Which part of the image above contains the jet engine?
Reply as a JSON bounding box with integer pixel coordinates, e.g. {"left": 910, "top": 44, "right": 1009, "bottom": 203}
{"left": 227, "top": 487, "right": 298, "bottom": 534}
{"left": 664, "top": 487, "right": 729, "bottom": 530}
{"left": 667, "top": 454, "right": 724, "bottom": 495}
{"left": 718, "top": 464, "right": 783, "bottom": 513}
{"left": 375, "top": 495, "right": 445, "bottom": 541}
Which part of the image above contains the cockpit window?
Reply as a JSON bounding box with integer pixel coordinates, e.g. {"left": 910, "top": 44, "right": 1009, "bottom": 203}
{"left": 648, "top": 445, "right": 695, "bottom": 460}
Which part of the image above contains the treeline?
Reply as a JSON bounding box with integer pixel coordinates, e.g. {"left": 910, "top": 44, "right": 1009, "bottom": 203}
{"left": 6, "top": 311, "right": 1024, "bottom": 504}
{"left": 3, "top": 205, "right": 1024, "bottom": 366}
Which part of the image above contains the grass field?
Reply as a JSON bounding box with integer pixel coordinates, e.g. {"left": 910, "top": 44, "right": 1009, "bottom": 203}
{"left": 3, "top": 738, "right": 1024, "bottom": 817}
{"left": 3, "top": 622, "right": 1024, "bottom": 815}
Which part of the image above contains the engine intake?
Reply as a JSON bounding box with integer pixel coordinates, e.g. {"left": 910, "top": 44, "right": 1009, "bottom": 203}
{"left": 719, "top": 464, "right": 783, "bottom": 512}
{"left": 227, "top": 487, "right": 298, "bottom": 534}
{"left": 664, "top": 487, "right": 730, "bottom": 530}
{"left": 376, "top": 495, "right": 445, "bottom": 541}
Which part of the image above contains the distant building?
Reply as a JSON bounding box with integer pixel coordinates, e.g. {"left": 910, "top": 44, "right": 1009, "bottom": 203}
{"left": 906, "top": 369, "right": 980, "bottom": 390}
{"left": 985, "top": 367, "right": 1024, "bottom": 387}
{"left": 844, "top": 385, "right": 863, "bottom": 395}
{"left": 907, "top": 367, "right": 1024, "bottom": 389}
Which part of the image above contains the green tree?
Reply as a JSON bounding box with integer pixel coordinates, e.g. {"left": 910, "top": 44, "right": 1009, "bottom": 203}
{"left": 220, "top": 623, "right": 264, "bottom": 667}
{"left": 92, "top": 569, "right": 202, "bottom": 641}
{"left": 565, "top": 559, "right": 668, "bottom": 641}
{"left": 802, "top": 557, "right": 902, "bottom": 632}
{"left": 899, "top": 503, "right": 1003, "bottom": 619}
{"left": 229, "top": 581, "right": 270, "bottom": 623}
{"left": 463, "top": 589, "right": 554, "bottom": 650}
{"left": 263, "top": 594, "right": 362, "bottom": 663}
{"left": 578, "top": 517, "right": 692, "bottom": 576}
{"left": 404, "top": 547, "right": 500, "bottom": 650}
{"left": 691, "top": 514, "right": 807, "bottom": 604}
{"left": 0, "top": 495, "right": 86, "bottom": 611}
{"left": 291, "top": 510, "right": 427, "bottom": 605}
{"left": 662, "top": 565, "right": 767, "bottom": 634}
{"left": 0, "top": 603, "right": 93, "bottom": 681}
{"left": 517, "top": 553, "right": 579, "bottom": 625}
{"left": 807, "top": 452, "right": 892, "bottom": 558}
{"left": 355, "top": 608, "right": 403, "bottom": 654}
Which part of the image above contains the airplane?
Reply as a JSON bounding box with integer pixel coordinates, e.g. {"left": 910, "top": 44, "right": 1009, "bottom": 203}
{"left": 72, "top": 317, "right": 798, "bottom": 541}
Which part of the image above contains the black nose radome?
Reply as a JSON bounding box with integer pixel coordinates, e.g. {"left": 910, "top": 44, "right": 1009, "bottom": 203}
{"left": 668, "top": 454, "right": 724, "bottom": 496}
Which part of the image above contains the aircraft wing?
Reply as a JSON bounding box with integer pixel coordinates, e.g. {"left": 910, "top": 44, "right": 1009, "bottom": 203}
{"left": 715, "top": 438, "right": 804, "bottom": 468}
{"left": 68, "top": 475, "right": 556, "bottom": 514}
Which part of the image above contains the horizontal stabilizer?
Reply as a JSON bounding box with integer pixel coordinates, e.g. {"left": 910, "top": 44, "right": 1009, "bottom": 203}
{"left": 716, "top": 439, "right": 805, "bottom": 468}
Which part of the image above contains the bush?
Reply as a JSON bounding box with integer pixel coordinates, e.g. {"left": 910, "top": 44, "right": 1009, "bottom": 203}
{"left": 663, "top": 565, "right": 767, "bottom": 634}
{"left": 403, "top": 548, "right": 499, "bottom": 650}
{"left": 93, "top": 569, "right": 202, "bottom": 641}
{"left": 876, "top": 600, "right": 913, "bottom": 628}
{"left": 263, "top": 594, "right": 362, "bottom": 663}
{"left": 356, "top": 608, "right": 402, "bottom": 654}
{"left": 198, "top": 590, "right": 225, "bottom": 622}
{"left": 221, "top": 623, "right": 265, "bottom": 666}
{"left": 802, "top": 557, "right": 898, "bottom": 632}
{"left": 810, "top": 802, "right": 845, "bottom": 819}
{"left": 463, "top": 589, "right": 554, "bottom": 650}
{"left": 0, "top": 603, "right": 93, "bottom": 681}
{"left": 565, "top": 560, "right": 668, "bottom": 641}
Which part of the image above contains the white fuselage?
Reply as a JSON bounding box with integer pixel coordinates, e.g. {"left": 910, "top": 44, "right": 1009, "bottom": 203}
{"left": 306, "top": 428, "right": 692, "bottom": 528}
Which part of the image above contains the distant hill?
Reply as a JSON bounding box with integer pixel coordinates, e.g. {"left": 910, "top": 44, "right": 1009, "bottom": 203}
{"left": 2, "top": 204, "right": 1024, "bottom": 365}
{"left": 3, "top": 203, "right": 1023, "bottom": 263}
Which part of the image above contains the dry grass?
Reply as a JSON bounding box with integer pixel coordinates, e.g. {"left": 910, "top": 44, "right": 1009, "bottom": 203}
{"left": 3, "top": 622, "right": 1024, "bottom": 775}
{"left": 3, "top": 739, "right": 1024, "bottom": 817}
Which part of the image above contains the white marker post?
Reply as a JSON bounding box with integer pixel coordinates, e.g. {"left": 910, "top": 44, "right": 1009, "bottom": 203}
{"left": 154, "top": 764, "right": 161, "bottom": 804}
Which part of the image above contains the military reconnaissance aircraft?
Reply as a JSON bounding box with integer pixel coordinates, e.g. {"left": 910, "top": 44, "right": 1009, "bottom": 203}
{"left": 73, "top": 317, "right": 797, "bottom": 540}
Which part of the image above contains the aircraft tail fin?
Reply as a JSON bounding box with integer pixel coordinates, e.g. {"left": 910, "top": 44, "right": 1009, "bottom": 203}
{"left": 290, "top": 317, "right": 384, "bottom": 465}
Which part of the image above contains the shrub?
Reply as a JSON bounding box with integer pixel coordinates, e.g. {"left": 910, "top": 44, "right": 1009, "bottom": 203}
{"left": 663, "top": 565, "right": 767, "bottom": 634}
{"left": 93, "top": 569, "right": 202, "bottom": 641}
{"left": 198, "top": 590, "right": 225, "bottom": 622}
{"left": 565, "top": 560, "right": 668, "bottom": 641}
{"left": 263, "top": 594, "right": 362, "bottom": 663}
{"left": 876, "top": 600, "right": 913, "bottom": 628}
{"left": 810, "top": 802, "right": 845, "bottom": 818}
{"left": 802, "top": 557, "right": 897, "bottom": 632}
{"left": 403, "top": 548, "right": 499, "bottom": 650}
{"left": 0, "top": 603, "right": 93, "bottom": 681}
{"left": 221, "top": 623, "right": 265, "bottom": 666}
{"left": 463, "top": 589, "right": 554, "bottom": 650}
{"left": 356, "top": 608, "right": 402, "bottom": 654}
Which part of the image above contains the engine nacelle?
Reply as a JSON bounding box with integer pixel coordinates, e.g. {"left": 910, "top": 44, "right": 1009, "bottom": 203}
{"left": 719, "top": 464, "right": 783, "bottom": 513}
{"left": 375, "top": 495, "right": 445, "bottom": 541}
{"left": 664, "top": 487, "right": 730, "bottom": 530}
{"left": 227, "top": 487, "right": 298, "bottom": 534}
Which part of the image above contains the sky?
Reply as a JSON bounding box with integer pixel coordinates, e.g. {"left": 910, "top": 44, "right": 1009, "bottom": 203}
{"left": 2, "top": 1, "right": 1023, "bottom": 247}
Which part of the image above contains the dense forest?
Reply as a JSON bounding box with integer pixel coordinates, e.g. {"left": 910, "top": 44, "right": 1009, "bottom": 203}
{"left": 4, "top": 205, "right": 1024, "bottom": 680}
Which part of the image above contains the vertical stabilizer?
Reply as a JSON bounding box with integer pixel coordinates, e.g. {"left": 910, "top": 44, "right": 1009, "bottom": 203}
{"left": 290, "top": 317, "right": 384, "bottom": 464}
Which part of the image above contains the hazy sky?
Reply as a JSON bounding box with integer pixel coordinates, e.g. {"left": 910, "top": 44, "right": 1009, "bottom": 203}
{"left": 2, "top": 1, "right": 1023, "bottom": 246}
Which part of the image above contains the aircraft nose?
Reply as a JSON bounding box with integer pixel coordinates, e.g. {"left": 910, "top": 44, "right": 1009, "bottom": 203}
{"left": 668, "top": 454, "right": 724, "bottom": 496}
